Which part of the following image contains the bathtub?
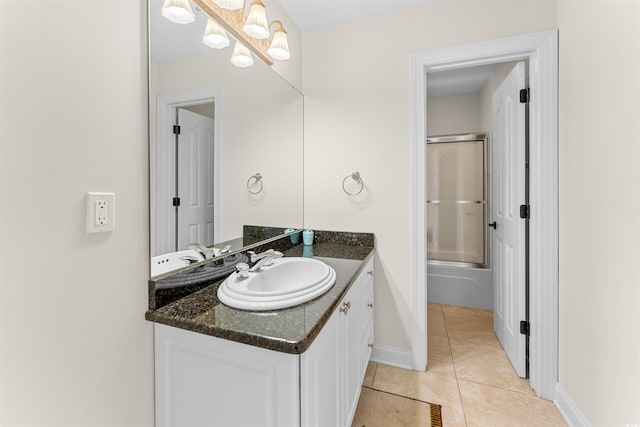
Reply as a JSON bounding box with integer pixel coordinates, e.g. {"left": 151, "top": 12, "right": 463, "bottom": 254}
{"left": 427, "top": 261, "right": 493, "bottom": 310}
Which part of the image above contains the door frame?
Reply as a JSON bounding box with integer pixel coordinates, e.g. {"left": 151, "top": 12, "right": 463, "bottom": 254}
{"left": 410, "top": 31, "right": 558, "bottom": 399}
{"left": 155, "top": 87, "right": 222, "bottom": 256}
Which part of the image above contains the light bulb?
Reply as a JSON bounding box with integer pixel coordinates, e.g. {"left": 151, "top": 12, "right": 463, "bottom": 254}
{"left": 203, "top": 19, "right": 230, "bottom": 49}
{"left": 230, "top": 42, "right": 254, "bottom": 68}
{"left": 161, "top": 0, "right": 195, "bottom": 24}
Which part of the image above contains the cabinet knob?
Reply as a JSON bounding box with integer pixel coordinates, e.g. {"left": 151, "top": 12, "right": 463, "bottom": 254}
{"left": 367, "top": 270, "right": 373, "bottom": 276}
{"left": 368, "top": 343, "right": 373, "bottom": 348}
{"left": 368, "top": 303, "right": 374, "bottom": 309}
{"left": 340, "top": 301, "right": 351, "bottom": 315}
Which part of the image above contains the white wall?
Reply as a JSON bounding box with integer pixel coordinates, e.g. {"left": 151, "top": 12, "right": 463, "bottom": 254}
{"left": 426, "top": 93, "right": 481, "bottom": 136}
{"left": 557, "top": 1, "right": 640, "bottom": 425}
{"left": 303, "top": 1, "right": 557, "bottom": 354}
{"left": 0, "top": 1, "right": 153, "bottom": 425}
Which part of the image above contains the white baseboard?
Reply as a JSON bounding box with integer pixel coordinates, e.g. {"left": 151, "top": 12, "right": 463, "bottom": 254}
{"left": 554, "top": 383, "right": 591, "bottom": 427}
{"left": 370, "top": 345, "right": 413, "bottom": 370}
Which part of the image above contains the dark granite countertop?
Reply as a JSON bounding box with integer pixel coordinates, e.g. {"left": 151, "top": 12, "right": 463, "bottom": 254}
{"left": 145, "top": 242, "right": 374, "bottom": 354}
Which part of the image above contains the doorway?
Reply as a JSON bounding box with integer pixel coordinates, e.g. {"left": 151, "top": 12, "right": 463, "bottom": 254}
{"left": 426, "top": 59, "right": 529, "bottom": 379}
{"left": 410, "top": 31, "right": 558, "bottom": 400}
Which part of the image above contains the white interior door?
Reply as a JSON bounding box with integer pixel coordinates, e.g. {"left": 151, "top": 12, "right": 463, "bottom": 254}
{"left": 491, "top": 61, "right": 527, "bottom": 378}
{"left": 177, "top": 108, "right": 215, "bottom": 250}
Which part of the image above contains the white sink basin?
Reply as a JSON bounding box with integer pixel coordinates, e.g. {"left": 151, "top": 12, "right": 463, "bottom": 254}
{"left": 217, "top": 257, "right": 336, "bottom": 311}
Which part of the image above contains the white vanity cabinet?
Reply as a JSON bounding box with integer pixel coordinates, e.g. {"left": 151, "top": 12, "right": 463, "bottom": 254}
{"left": 154, "top": 257, "right": 374, "bottom": 427}
{"left": 300, "top": 257, "right": 375, "bottom": 427}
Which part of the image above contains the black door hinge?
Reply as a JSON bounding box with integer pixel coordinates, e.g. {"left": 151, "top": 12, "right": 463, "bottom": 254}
{"left": 519, "top": 88, "right": 530, "bottom": 103}
{"left": 519, "top": 204, "right": 529, "bottom": 219}
{"left": 173, "top": 125, "right": 181, "bottom": 135}
{"left": 520, "top": 320, "right": 530, "bottom": 336}
{"left": 172, "top": 197, "right": 181, "bottom": 207}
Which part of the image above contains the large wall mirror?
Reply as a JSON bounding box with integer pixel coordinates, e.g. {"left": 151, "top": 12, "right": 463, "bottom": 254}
{"left": 149, "top": 0, "right": 304, "bottom": 273}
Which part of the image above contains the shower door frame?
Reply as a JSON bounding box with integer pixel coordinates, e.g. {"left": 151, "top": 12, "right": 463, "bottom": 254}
{"left": 410, "top": 30, "right": 558, "bottom": 400}
{"left": 426, "top": 133, "right": 490, "bottom": 269}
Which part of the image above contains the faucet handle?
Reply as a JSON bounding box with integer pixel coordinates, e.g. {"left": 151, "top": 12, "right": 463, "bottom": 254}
{"left": 235, "top": 263, "right": 250, "bottom": 279}
{"left": 180, "top": 256, "right": 201, "bottom": 265}
{"left": 188, "top": 243, "right": 214, "bottom": 260}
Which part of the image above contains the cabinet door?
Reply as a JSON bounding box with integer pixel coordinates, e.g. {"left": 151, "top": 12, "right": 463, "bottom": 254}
{"left": 359, "top": 269, "right": 375, "bottom": 381}
{"left": 342, "top": 294, "right": 361, "bottom": 426}
{"left": 155, "top": 324, "right": 299, "bottom": 427}
{"left": 300, "top": 308, "right": 343, "bottom": 427}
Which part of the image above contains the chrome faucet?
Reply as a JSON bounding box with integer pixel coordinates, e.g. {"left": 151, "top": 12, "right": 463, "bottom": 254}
{"left": 247, "top": 249, "right": 284, "bottom": 272}
{"left": 187, "top": 243, "right": 215, "bottom": 260}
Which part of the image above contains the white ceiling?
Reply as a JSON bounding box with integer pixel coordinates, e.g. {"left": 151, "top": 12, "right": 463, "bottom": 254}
{"left": 278, "top": 0, "right": 439, "bottom": 31}
{"left": 427, "top": 64, "right": 498, "bottom": 97}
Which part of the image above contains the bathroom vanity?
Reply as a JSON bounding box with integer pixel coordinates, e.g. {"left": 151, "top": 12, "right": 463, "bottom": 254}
{"left": 146, "top": 234, "right": 375, "bottom": 427}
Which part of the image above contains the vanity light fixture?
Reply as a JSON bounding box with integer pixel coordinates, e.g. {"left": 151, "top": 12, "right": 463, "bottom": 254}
{"left": 211, "top": 0, "right": 243, "bottom": 10}
{"left": 161, "top": 0, "right": 195, "bottom": 24}
{"left": 203, "top": 18, "right": 230, "bottom": 49}
{"left": 162, "top": 0, "right": 291, "bottom": 66}
{"left": 230, "top": 41, "right": 254, "bottom": 68}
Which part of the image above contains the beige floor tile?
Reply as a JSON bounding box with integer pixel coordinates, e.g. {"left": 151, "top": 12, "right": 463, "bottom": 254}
{"left": 443, "top": 309, "right": 493, "bottom": 333}
{"left": 428, "top": 334, "right": 452, "bottom": 363}
{"left": 427, "top": 307, "right": 448, "bottom": 337}
{"left": 449, "top": 338, "right": 534, "bottom": 395}
{"left": 427, "top": 302, "right": 443, "bottom": 312}
{"left": 363, "top": 362, "right": 377, "bottom": 388}
{"left": 352, "top": 387, "right": 433, "bottom": 427}
{"left": 426, "top": 353, "right": 456, "bottom": 378}
{"left": 371, "top": 364, "right": 466, "bottom": 426}
{"left": 459, "top": 380, "right": 567, "bottom": 427}
{"left": 442, "top": 304, "right": 492, "bottom": 318}
{"left": 444, "top": 309, "right": 499, "bottom": 346}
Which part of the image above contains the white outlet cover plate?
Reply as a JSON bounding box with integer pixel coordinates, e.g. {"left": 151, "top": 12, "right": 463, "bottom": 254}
{"left": 86, "top": 192, "right": 115, "bottom": 234}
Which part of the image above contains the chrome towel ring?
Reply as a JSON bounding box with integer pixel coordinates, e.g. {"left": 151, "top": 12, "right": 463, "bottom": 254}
{"left": 342, "top": 171, "right": 364, "bottom": 196}
{"left": 247, "top": 173, "right": 263, "bottom": 194}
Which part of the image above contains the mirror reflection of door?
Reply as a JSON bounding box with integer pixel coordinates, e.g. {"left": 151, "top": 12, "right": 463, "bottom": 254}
{"left": 175, "top": 105, "right": 215, "bottom": 251}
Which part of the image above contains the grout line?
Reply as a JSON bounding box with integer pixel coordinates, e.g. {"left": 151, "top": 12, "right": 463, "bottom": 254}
{"left": 444, "top": 307, "right": 469, "bottom": 427}
{"left": 456, "top": 377, "right": 536, "bottom": 397}
{"left": 361, "top": 385, "right": 438, "bottom": 407}
{"left": 372, "top": 362, "right": 378, "bottom": 384}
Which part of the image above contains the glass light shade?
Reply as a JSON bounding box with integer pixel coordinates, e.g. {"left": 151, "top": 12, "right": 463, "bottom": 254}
{"left": 267, "top": 29, "right": 290, "bottom": 60}
{"left": 242, "top": 0, "right": 269, "bottom": 39}
{"left": 203, "top": 19, "right": 230, "bottom": 49}
{"left": 161, "top": 0, "right": 195, "bottom": 24}
{"left": 230, "top": 42, "right": 254, "bottom": 68}
{"left": 212, "top": 0, "right": 244, "bottom": 10}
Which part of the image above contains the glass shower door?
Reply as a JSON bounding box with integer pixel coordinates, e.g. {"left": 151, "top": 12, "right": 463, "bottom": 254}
{"left": 426, "top": 134, "right": 488, "bottom": 267}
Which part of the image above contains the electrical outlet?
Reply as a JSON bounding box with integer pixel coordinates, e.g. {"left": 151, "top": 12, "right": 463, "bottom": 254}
{"left": 86, "top": 192, "right": 115, "bottom": 234}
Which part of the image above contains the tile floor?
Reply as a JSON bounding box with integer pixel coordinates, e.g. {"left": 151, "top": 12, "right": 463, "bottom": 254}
{"left": 351, "top": 303, "right": 567, "bottom": 427}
